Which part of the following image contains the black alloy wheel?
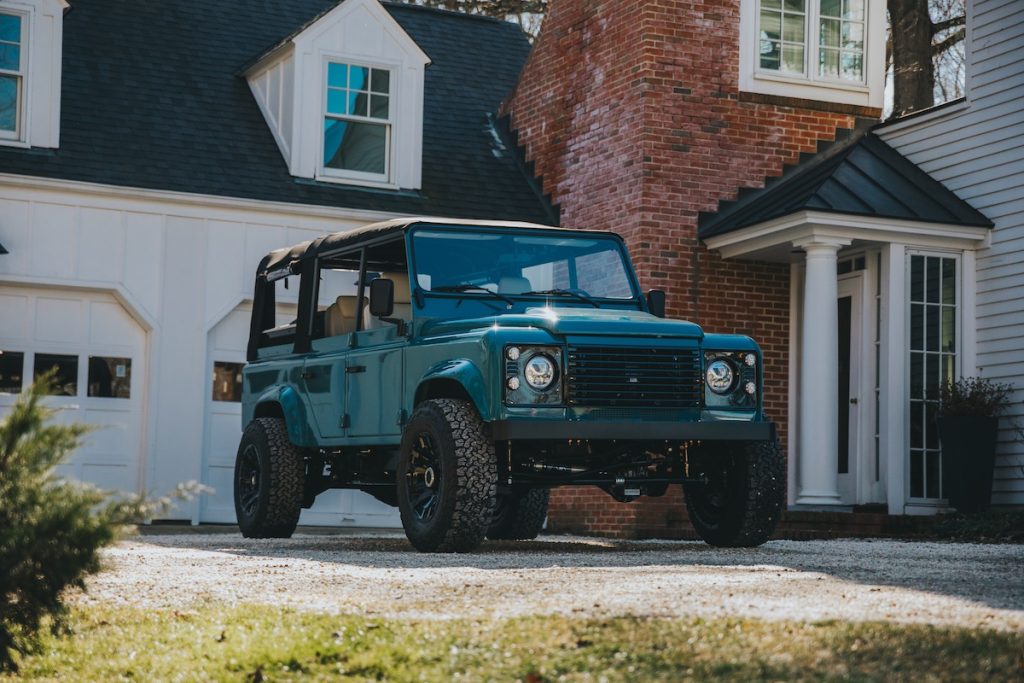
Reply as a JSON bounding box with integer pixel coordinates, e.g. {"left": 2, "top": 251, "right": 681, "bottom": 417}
{"left": 406, "top": 431, "right": 444, "bottom": 523}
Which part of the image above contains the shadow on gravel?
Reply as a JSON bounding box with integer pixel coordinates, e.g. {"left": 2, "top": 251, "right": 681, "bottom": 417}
{"left": 137, "top": 531, "right": 1024, "bottom": 613}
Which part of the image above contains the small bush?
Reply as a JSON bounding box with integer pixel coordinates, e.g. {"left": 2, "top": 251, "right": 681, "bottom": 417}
{"left": 0, "top": 375, "right": 199, "bottom": 671}
{"left": 937, "top": 377, "right": 1015, "bottom": 418}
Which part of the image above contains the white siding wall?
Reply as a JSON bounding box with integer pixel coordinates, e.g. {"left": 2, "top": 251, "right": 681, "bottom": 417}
{"left": 0, "top": 175, "right": 404, "bottom": 519}
{"left": 880, "top": 0, "right": 1024, "bottom": 505}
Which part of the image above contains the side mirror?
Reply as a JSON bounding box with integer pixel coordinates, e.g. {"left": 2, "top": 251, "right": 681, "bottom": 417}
{"left": 647, "top": 289, "right": 666, "bottom": 318}
{"left": 369, "top": 278, "right": 394, "bottom": 317}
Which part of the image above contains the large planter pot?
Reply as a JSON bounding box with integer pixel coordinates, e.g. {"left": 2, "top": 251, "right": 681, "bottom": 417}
{"left": 937, "top": 415, "right": 999, "bottom": 513}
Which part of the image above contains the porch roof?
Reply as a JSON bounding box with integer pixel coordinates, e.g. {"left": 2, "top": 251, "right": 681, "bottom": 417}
{"left": 698, "top": 130, "right": 993, "bottom": 241}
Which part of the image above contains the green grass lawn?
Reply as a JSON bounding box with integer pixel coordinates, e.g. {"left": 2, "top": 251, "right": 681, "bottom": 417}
{"left": 5, "top": 605, "right": 1021, "bottom": 682}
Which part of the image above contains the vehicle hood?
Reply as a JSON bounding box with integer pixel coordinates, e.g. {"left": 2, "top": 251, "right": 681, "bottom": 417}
{"left": 419, "top": 307, "right": 703, "bottom": 339}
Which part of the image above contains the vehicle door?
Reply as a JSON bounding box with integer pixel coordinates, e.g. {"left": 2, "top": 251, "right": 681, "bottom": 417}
{"left": 302, "top": 254, "right": 362, "bottom": 439}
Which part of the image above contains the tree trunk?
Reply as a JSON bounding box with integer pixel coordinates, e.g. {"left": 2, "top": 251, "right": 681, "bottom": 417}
{"left": 888, "top": 0, "right": 936, "bottom": 115}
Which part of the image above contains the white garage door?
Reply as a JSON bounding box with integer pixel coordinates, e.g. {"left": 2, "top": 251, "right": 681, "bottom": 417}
{"left": 200, "top": 305, "right": 401, "bottom": 528}
{"left": 0, "top": 286, "right": 146, "bottom": 494}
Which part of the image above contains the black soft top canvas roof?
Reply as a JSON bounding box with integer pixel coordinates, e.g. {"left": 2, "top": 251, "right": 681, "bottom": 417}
{"left": 257, "top": 218, "right": 620, "bottom": 278}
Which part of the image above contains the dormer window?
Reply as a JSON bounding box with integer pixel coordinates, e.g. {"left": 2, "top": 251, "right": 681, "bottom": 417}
{"left": 243, "top": 0, "right": 430, "bottom": 190}
{"left": 740, "top": 0, "right": 881, "bottom": 109}
{"left": 757, "top": 0, "right": 865, "bottom": 84}
{"left": 323, "top": 62, "right": 392, "bottom": 180}
{"left": 0, "top": 10, "right": 24, "bottom": 138}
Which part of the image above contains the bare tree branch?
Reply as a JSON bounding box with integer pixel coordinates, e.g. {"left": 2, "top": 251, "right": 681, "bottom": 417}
{"left": 932, "top": 13, "right": 966, "bottom": 33}
{"left": 932, "top": 26, "right": 966, "bottom": 56}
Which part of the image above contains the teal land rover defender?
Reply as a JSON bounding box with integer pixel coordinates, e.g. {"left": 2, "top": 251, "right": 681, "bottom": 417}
{"left": 236, "top": 218, "right": 784, "bottom": 552}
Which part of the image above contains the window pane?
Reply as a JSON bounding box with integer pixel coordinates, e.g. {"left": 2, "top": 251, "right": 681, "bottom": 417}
{"left": 326, "top": 88, "right": 347, "bottom": 115}
{"left": 840, "top": 51, "right": 863, "bottom": 80}
{"left": 762, "top": 0, "right": 782, "bottom": 8}
{"left": 0, "top": 350, "right": 24, "bottom": 394}
{"left": 941, "top": 258, "right": 956, "bottom": 304}
{"left": 349, "top": 65, "right": 369, "bottom": 90}
{"left": 926, "top": 257, "right": 940, "bottom": 303}
{"left": 783, "top": 14, "right": 805, "bottom": 42}
{"left": 819, "top": 47, "right": 839, "bottom": 77}
{"left": 926, "top": 306, "right": 940, "bottom": 352}
{"left": 910, "top": 351, "right": 923, "bottom": 396}
{"left": 349, "top": 91, "right": 369, "bottom": 117}
{"left": 910, "top": 450, "right": 923, "bottom": 497}
{"left": 0, "top": 42, "right": 18, "bottom": 71}
{"left": 910, "top": 401, "right": 923, "bottom": 449}
{"left": 910, "top": 255, "right": 924, "bottom": 301}
{"left": 843, "top": 0, "right": 865, "bottom": 21}
{"left": 842, "top": 21, "right": 864, "bottom": 50}
{"left": 88, "top": 356, "right": 131, "bottom": 399}
{"left": 781, "top": 44, "right": 804, "bottom": 73}
{"left": 34, "top": 353, "right": 78, "bottom": 396}
{"left": 760, "top": 41, "right": 781, "bottom": 70}
{"left": 783, "top": 0, "right": 806, "bottom": 10}
{"left": 370, "top": 94, "right": 389, "bottom": 119}
{"left": 371, "top": 68, "right": 390, "bottom": 94}
{"left": 0, "top": 13, "right": 20, "bottom": 43}
{"left": 942, "top": 307, "right": 955, "bottom": 352}
{"left": 760, "top": 10, "right": 781, "bottom": 39}
{"left": 926, "top": 449, "right": 940, "bottom": 498}
{"left": 819, "top": 18, "right": 840, "bottom": 48}
{"left": 323, "top": 119, "right": 386, "bottom": 174}
{"left": 910, "top": 303, "right": 924, "bottom": 351}
{"left": 212, "top": 362, "right": 244, "bottom": 402}
{"left": 0, "top": 74, "right": 16, "bottom": 132}
{"left": 819, "top": 0, "right": 841, "bottom": 16}
{"left": 327, "top": 62, "right": 348, "bottom": 88}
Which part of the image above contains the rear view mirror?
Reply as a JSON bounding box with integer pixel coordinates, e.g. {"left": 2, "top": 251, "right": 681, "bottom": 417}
{"left": 647, "top": 289, "right": 666, "bottom": 318}
{"left": 369, "top": 278, "right": 394, "bottom": 317}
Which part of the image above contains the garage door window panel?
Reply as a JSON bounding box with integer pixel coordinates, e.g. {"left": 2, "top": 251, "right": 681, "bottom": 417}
{"left": 87, "top": 356, "right": 131, "bottom": 399}
{"left": 212, "top": 362, "right": 244, "bottom": 402}
{"left": 34, "top": 353, "right": 79, "bottom": 396}
{"left": 0, "top": 350, "right": 24, "bottom": 393}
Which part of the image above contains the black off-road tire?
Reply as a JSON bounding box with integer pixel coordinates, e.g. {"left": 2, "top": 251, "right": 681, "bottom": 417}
{"left": 398, "top": 399, "right": 497, "bottom": 553}
{"left": 683, "top": 438, "right": 785, "bottom": 547}
{"left": 487, "top": 488, "right": 549, "bottom": 540}
{"left": 234, "top": 417, "right": 305, "bottom": 539}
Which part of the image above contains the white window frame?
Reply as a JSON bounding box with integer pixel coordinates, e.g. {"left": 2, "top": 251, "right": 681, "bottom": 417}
{"left": 903, "top": 248, "right": 963, "bottom": 507}
{"left": 754, "top": 0, "right": 868, "bottom": 89}
{"left": 0, "top": 4, "right": 29, "bottom": 144}
{"left": 317, "top": 56, "right": 397, "bottom": 188}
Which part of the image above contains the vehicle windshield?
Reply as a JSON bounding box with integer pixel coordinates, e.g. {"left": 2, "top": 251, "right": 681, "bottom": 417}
{"left": 411, "top": 228, "right": 637, "bottom": 302}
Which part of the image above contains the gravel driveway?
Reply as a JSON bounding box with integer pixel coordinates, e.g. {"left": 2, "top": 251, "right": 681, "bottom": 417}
{"left": 77, "top": 531, "right": 1024, "bottom": 631}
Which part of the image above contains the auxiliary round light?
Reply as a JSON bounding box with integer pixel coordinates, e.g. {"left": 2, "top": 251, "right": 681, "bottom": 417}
{"left": 523, "top": 354, "right": 557, "bottom": 391}
{"left": 506, "top": 346, "right": 521, "bottom": 361}
{"left": 745, "top": 381, "right": 757, "bottom": 395}
{"left": 744, "top": 353, "right": 756, "bottom": 367}
{"left": 507, "top": 376, "right": 521, "bottom": 391}
{"left": 705, "top": 359, "right": 735, "bottom": 395}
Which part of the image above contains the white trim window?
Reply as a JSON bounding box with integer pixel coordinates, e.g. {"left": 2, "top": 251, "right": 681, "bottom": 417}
{"left": 0, "top": 9, "right": 25, "bottom": 139}
{"left": 757, "top": 0, "right": 866, "bottom": 84}
{"left": 321, "top": 61, "right": 392, "bottom": 183}
{"left": 906, "top": 251, "right": 960, "bottom": 502}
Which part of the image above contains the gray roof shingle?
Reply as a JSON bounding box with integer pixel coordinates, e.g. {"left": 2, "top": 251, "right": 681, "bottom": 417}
{"left": 0, "top": 0, "right": 555, "bottom": 224}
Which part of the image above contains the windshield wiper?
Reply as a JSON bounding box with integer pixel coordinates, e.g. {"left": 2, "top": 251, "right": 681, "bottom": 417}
{"left": 432, "top": 284, "right": 515, "bottom": 306}
{"left": 523, "top": 289, "right": 601, "bottom": 308}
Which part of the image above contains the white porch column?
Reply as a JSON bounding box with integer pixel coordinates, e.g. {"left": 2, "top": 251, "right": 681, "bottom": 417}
{"left": 795, "top": 238, "right": 850, "bottom": 506}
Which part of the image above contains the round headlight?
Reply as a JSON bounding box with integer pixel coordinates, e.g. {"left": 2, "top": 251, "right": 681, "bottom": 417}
{"left": 523, "top": 354, "right": 557, "bottom": 391}
{"left": 706, "top": 359, "right": 736, "bottom": 395}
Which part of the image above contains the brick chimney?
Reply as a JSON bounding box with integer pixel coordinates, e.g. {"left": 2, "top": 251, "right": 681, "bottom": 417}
{"left": 504, "top": 0, "right": 881, "bottom": 538}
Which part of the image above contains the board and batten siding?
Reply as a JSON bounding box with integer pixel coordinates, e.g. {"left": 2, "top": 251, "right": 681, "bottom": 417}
{"left": 879, "top": 0, "right": 1024, "bottom": 506}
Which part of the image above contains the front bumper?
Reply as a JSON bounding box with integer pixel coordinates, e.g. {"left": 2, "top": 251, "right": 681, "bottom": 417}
{"left": 488, "top": 419, "right": 775, "bottom": 442}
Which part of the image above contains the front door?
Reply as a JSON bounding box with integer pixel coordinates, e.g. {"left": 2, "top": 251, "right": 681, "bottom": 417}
{"left": 837, "top": 275, "right": 864, "bottom": 504}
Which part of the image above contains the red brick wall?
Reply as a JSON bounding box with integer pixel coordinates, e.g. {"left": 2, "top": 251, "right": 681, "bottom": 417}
{"left": 505, "top": 0, "right": 877, "bottom": 538}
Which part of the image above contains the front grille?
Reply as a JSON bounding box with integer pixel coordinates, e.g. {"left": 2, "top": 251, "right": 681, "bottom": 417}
{"left": 565, "top": 346, "right": 702, "bottom": 408}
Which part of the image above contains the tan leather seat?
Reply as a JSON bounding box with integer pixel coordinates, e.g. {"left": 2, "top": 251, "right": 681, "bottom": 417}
{"left": 365, "top": 272, "right": 412, "bottom": 329}
{"left": 498, "top": 275, "right": 532, "bottom": 294}
{"left": 324, "top": 295, "right": 364, "bottom": 336}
